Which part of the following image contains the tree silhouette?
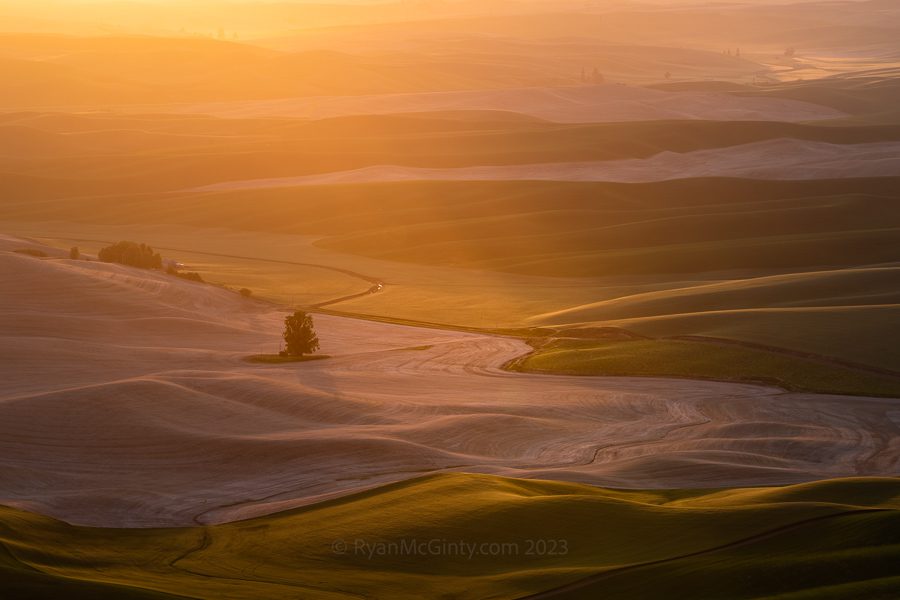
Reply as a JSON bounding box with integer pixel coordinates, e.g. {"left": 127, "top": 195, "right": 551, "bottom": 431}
{"left": 282, "top": 311, "right": 320, "bottom": 357}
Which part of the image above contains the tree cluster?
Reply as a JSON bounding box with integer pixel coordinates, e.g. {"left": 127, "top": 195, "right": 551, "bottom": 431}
{"left": 14, "top": 248, "right": 47, "bottom": 257}
{"left": 98, "top": 241, "right": 162, "bottom": 270}
{"left": 165, "top": 264, "right": 205, "bottom": 283}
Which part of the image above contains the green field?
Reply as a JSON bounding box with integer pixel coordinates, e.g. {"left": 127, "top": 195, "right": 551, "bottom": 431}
{"left": 510, "top": 338, "right": 900, "bottom": 397}
{"left": 1, "top": 473, "right": 899, "bottom": 599}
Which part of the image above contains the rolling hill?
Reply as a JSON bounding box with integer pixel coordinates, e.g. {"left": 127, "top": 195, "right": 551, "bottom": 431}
{"left": 1, "top": 473, "right": 899, "bottom": 600}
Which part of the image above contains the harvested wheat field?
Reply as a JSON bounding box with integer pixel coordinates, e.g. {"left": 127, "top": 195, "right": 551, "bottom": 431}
{"left": 2, "top": 238, "right": 899, "bottom": 531}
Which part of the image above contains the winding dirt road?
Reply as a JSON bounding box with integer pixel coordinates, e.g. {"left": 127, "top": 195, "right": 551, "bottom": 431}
{"left": 1, "top": 236, "right": 899, "bottom": 527}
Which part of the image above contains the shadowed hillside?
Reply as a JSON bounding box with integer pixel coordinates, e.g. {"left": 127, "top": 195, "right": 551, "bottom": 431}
{"left": 1, "top": 474, "right": 899, "bottom": 600}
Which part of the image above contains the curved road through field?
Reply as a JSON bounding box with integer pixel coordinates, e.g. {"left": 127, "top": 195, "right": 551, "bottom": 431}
{"left": 43, "top": 236, "right": 388, "bottom": 307}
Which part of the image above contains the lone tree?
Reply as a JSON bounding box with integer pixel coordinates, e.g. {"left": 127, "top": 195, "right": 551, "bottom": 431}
{"left": 69, "top": 246, "right": 80, "bottom": 260}
{"left": 282, "top": 311, "right": 319, "bottom": 357}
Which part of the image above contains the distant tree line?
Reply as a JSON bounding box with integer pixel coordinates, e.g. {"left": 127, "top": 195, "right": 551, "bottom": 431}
{"left": 581, "top": 67, "right": 605, "bottom": 84}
